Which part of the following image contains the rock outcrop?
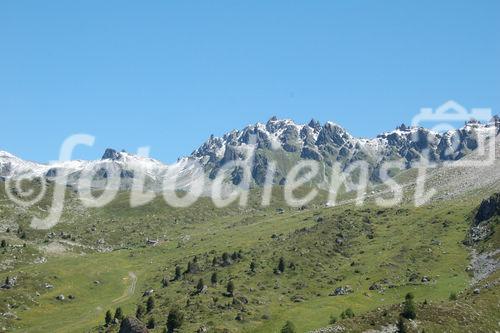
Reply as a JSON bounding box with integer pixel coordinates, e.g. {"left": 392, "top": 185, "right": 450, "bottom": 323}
{"left": 118, "top": 317, "right": 149, "bottom": 333}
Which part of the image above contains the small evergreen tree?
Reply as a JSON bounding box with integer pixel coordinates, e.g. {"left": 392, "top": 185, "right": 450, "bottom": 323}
{"left": 281, "top": 320, "right": 296, "bottom": 333}
{"left": 135, "top": 304, "right": 145, "bottom": 319}
{"left": 211, "top": 272, "right": 218, "bottom": 285}
{"left": 222, "top": 252, "right": 231, "bottom": 265}
{"left": 166, "top": 308, "right": 184, "bottom": 332}
{"left": 278, "top": 257, "right": 286, "bottom": 273}
{"left": 147, "top": 317, "right": 156, "bottom": 329}
{"left": 250, "top": 261, "right": 256, "bottom": 273}
{"left": 105, "top": 310, "right": 113, "bottom": 326}
{"left": 212, "top": 256, "right": 218, "bottom": 266}
{"left": 146, "top": 296, "right": 155, "bottom": 313}
{"left": 401, "top": 293, "right": 416, "bottom": 320}
{"left": 114, "top": 307, "right": 124, "bottom": 321}
{"left": 226, "top": 280, "right": 235, "bottom": 296}
{"left": 196, "top": 278, "right": 205, "bottom": 293}
{"left": 174, "top": 266, "right": 182, "bottom": 280}
{"left": 449, "top": 292, "right": 457, "bottom": 301}
{"left": 1, "top": 239, "right": 6, "bottom": 248}
{"left": 162, "top": 276, "right": 169, "bottom": 287}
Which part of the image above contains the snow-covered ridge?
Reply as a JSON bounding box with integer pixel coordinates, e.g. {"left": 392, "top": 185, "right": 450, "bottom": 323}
{"left": 1, "top": 116, "right": 498, "bottom": 186}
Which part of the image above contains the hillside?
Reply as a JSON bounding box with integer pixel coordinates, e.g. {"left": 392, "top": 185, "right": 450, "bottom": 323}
{"left": 0, "top": 181, "right": 498, "bottom": 332}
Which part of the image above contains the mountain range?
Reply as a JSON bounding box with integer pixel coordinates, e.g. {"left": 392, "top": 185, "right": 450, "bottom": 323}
{"left": 1, "top": 115, "right": 499, "bottom": 189}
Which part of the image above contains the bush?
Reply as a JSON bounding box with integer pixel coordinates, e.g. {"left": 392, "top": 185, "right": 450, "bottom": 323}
{"left": 250, "top": 261, "right": 256, "bottom": 273}
{"left": 278, "top": 257, "right": 286, "bottom": 273}
{"left": 174, "top": 266, "right": 182, "bottom": 280}
{"left": 196, "top": 278, "right": 205, "bottom": 293}
{"left": 340, "top": 308, "right": 355, "bottom": 319}
{"left": 449, "top": 292, "right": 457, "bottom": 301}
{"left": 281, "top": 320, "right": 296, "bottom": 333}
{"left": 211, "top": 272, "right": 218, "bottom": 285}
{"left": 329, "top": 315, "right": 337, "bottom": 324}
{"left": 396, "top": 315, "right": 407, "bottom": 333}
{"left": 146, "top": 296, "right": 155, "bottom": 313}
{"left": 226, "top": 280, "right": 235, "bottom": 296}
{"left": 166, "top": 308, "right": 184, "bottom": 332}
{"left": 135, "top": 304, "right": 145, "bottom": 319}
{"left": 147, "top": 317, "right": 156, "bottom": 329}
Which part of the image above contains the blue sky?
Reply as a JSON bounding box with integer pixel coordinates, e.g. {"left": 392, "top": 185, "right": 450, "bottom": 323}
{"left": 1, "top": 1, "right": 499, "bottom": 163}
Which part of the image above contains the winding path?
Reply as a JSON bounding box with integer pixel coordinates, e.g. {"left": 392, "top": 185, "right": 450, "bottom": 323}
{"left": 112, "top": 271, "right": 137, "bottom": 304}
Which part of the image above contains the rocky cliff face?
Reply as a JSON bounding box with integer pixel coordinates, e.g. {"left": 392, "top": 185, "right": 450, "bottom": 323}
{"left": 465, "top": 193, "right": 500, "bottom": 244}
{"left": 190, "top": 117, "right": 499, "bottom": 186}
{"left": 475, "top": 193, "right": 500, "bottom": 224}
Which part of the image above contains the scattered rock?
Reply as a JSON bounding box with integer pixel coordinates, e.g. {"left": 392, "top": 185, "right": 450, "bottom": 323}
{"left": 142, "top": 289, "right": 154, "bottom": 297}
{"left": 329, "top": 285, "right": 353, "bottom": 296}
{"left": 369, "top": 283, "right": 382, "bottom": 291}
{"left": 197, "top": 326, "right": 208, "bottom": 333}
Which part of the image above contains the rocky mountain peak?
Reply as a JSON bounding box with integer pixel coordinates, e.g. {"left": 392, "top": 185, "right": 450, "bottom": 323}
{"left": 308, "top": 118, "right": 321, "bottom": 131}
{"left": 102, "top": 148, "right": 121, "bottom": 160}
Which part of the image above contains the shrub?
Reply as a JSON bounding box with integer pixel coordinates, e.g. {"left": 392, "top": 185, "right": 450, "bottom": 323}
{"left": 135, "top": 304, "right": 145, "bottom": 319}
{"left": 146, "top": 296, "right": 155, "bottom": 313}
{"left": 340, "top": 308, "right": 355, "bottom": 319}
{"left": 449, "top": 292, "right": 457, "bottom": 301}
{"left": 166, "top": 308, "right": 184, "bottom": 332}
{"left": 226, "top": 280, "right": 235, "bottom": 296}
{"left": 396, "top": 315, "right": 407, "bottom": 333}
{"left": 250, "top": 261, "right": 256, "bottom": 273}
{"left": 281, "top": 320, "right": 296, "bottom": 333}
{"left": 174, "top": 266, "right": 182, "bottom": 280}
{"left": 162, "top": 276, "right": 169, "bottom": 287}
{"left": 278, "top": 257, "right": 286, "bottom": 273}
{"left": 196, "top": 278, "right": 205, "bottom": 293}
{"left": 211, "top": 272, "right": 218, "bottom": 285}
{"left": 147, "top": 317, "right": 156, "bottom": 329}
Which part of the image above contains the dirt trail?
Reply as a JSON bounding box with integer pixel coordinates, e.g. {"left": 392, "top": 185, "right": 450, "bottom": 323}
{"left": 112, "top": 271, "right": 137, "bottom": 304}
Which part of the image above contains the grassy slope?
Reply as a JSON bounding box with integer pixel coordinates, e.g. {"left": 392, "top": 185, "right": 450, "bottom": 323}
{"left": 1, "top": 181, "right": 489, "bottom": 333}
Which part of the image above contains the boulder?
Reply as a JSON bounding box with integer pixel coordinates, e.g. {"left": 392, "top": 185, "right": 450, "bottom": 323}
{"left": 330, "top": 285, "right": 353, "bottom": 296}
{"left": 118, "top": 316, "right": 149, "bottom": 333}
{"left": 142, "top": 289, "right": 154, "bottom": 297}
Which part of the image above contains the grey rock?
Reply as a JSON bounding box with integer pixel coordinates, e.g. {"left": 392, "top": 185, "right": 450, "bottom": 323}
{"left": 118, "top": 316, "right": 149, "bottom": 333}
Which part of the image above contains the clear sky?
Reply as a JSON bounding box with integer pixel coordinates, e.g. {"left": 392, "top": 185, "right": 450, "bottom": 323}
{"left": 1, "top": 1, "right": 499, "bottom": 163}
